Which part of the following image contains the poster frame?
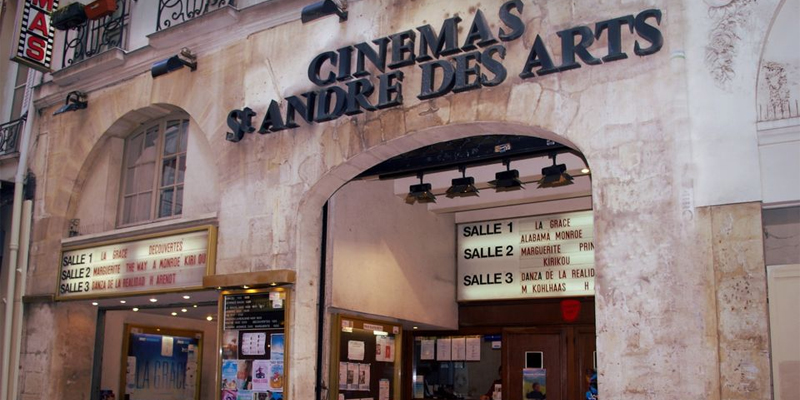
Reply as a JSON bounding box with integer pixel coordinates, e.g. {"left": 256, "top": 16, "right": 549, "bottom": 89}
{"left": 119, "top": 323, "right": 204, "bottom": 400}
{"left": 216, "top": 287, "right": 291, "bottom": 400}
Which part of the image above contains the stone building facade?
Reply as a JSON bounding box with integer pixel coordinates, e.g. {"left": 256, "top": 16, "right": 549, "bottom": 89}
{"left": 1, "top": 1, "right": 797, "bottom": 400}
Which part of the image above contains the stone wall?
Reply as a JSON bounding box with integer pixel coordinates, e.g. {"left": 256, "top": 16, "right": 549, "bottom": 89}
{"left": 708, "top": 203, "right": 771, "bottom": 400}
{"left": 16, "top": 0, "right": 781, "bottom": 399}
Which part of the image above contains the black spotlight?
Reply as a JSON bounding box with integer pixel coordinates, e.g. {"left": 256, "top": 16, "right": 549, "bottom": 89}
{"left": 489, "top": 159, "right": 524, "bottom": 192}
{"left": 406, "top": 172, "right": 436, "bottom": 204}
{"left": 301, "top": 0, "right": 348, "bottom": 23}
{"left": 446, "top": 166, "right": 479, "bottom": 198}
{"left": 151, "top": 48, "right": 197, "bottom": 78}
{"left": 537, "top": 153, "right": 574, "bottom": 188}
{"left": 53, "top": 91, "right": 87, "bottom": 116}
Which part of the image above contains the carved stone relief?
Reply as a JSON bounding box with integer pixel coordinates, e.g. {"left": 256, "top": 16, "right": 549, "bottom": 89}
{"left": 704, "top": 0, "right": 758, "bottom": 88}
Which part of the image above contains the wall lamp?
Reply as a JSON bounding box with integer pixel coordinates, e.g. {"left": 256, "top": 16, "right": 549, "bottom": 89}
{"left": 537, "top": 153, "right": 574, "bottom": 188}
{"left": 446, "top": 166, "right": 479, "bottom": 198}
{"left": 301, "top": 0, "right": 348, "bottom": 23}
{"left": 53, "top": 91, "right": 87, "bottom": 116}
{"left": 489, "top": 159, "right": 524, "bottom": 192}
{"left": 406, "top": 172, "right": 436, "bottom": 204}
{"left": 151, "top": 48, "right": 197, "bottom": 78}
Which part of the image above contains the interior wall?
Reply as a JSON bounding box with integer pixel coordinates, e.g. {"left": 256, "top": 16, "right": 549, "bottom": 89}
{"left": 101, "top": 310, "right": 218, "bottom": 400}
{"left": 767, "top": 264, "right": 800, "bottom": 400}
{"left": 328, "top": 179, "right": 458, "bottom": 329}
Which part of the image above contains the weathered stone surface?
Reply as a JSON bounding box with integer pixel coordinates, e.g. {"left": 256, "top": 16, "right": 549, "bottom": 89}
{"left": 710, "top": 203, "right": 771, "bottom": 400}
{"left": 15, "top": 1, "right": 783, "bottom": 400}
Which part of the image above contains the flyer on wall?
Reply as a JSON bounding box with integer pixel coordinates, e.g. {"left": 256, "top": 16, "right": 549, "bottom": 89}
{"left": 268, "top": 361, "right": 284, "bottom": 393}
{"left": 252, "top": 360, "right": 271, "bottom": 391}
{"left": 522, "top": 368, "right": 547, "bottom": 400}
{"left": 348, "top": 340, "right": 365, "bottom": 361}
{"left": 222, "top": 360, "right": 238, "bottom": 391}
{"left": 420, "top": 339, "right": 435, "bottom": 360}
{"left": 347, "top": 363, "right": 359, "bottom": 390}
{"left": 358, "top": 363, "right": 371, "bottom": 391}
{"left": 270, "top": 334, "right": 284, "bottom": 359}
{"left": 339, "top": 362, "right": 348, "bottom": 390}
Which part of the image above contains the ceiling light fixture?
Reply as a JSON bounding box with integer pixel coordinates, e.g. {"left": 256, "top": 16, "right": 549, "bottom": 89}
{"left": 149, "top": 298, "right": 158, "bottom": 303}
{"left": 537, "top": 153, "right": 574, "bottom": 188}
{"left": 206, "top": 316, "right": 213, "bottom": 321}
{"left": 405, "top": 172, "right": 436, "bottom": 204}
{"left": 301, "top": 0, "right": 348, "bottom": 23}
{"left": 119, "top": 300, "right": 126, "bottom": 304}
{"left": 132, "top": 307, "right": 139, "bottom": 312}
{"left": 489, "top": 159, "right": 524, "bottom": 192}
{"left": 53, "top": 91, "right": 87, "bottom": 116}
{"left": 581, "top": 167, "right": 590, "bottom": 174}
{"left": 91, "top": 302, "right": 98, "bottom": 306}
{"left": 181, "top": 308, "right": 188, "bottom": 313}
{"left": 183, "top": 295, "right": 191, "bottom": 299}
{"left": 446, "top": 166, "right": 479, "bottom": 198}
{"left": 171, "top": 312, "right": 177, "bottom": 316}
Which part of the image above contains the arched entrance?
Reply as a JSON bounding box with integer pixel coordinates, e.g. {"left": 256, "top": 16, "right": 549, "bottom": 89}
{"left": 295, "top": 122, "right": 598, "bottom": 400}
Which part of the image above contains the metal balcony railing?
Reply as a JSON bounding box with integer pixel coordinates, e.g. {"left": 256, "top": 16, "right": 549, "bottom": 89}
{"left": 61, "top": 0, "right": 133, "bottom": 68}
{"left": 0, "top": 116, "right": 25, "bottom": 157}
{"left": 157, "top": 0, "right": 235, "bottom": 31}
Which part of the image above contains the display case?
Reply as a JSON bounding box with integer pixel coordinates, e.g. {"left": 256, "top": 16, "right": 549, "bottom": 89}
{"left": 329, "top": 315, "right": 403, "bottom": 400}
{"left": 218, "top": 288, "right": 289, "bottom": 400}
{"left": 121, "top": 325, "right": 204, "bottom": 400}
{"left": 410, "top": 333, "right": 502, "bottom": 400}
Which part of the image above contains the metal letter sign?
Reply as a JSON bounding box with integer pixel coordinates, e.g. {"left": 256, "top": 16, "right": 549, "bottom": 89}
{"left": 13, "top": 0, "right": 60, "bottom": 72}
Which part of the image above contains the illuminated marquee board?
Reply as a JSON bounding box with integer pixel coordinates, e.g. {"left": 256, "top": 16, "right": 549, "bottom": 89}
{"left": 457, "top": 210, "right": 594, "bottom": 301}
{"left": 57, "top": 227, "right": 217, "bottom": 300}
{"left": 13, "top": 0, "right": 60, "bottom": 72}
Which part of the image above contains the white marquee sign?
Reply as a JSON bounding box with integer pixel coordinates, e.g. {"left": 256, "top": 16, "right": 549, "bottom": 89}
{"left": 57, "top": 227, "right": 217, "bottom": 300}
{"left": 457, "top": 211, "right": 594, "bottom": 301}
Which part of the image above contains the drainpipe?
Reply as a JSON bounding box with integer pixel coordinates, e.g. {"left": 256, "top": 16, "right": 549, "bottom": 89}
{"left": 1, "top": 69, "right": 38, "bottom": 400}
{"left": 9, "top": 199, "right": 32, "bottom": 400}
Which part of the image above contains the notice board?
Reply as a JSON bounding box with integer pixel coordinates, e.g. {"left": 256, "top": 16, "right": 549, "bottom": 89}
{"left": 219, "top": 289, "right": 288, "bottom": 400}
{"left": 330, "top": 315, "right": 402, "bottom": 400}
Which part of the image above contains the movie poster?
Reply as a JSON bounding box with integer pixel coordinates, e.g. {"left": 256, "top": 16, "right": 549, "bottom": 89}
{"left": 522, "top": 368, "right": 547, "bottom": 400}
{"left": 126, "top": 332, "right": 200, "bottom": 400}
{"left": 222, "top": 360, "right": 239, "bottom": 391}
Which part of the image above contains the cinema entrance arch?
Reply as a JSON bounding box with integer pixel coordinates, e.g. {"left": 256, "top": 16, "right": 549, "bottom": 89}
{"left": 300, "top": 122, "right": 599, "bottom": 400}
